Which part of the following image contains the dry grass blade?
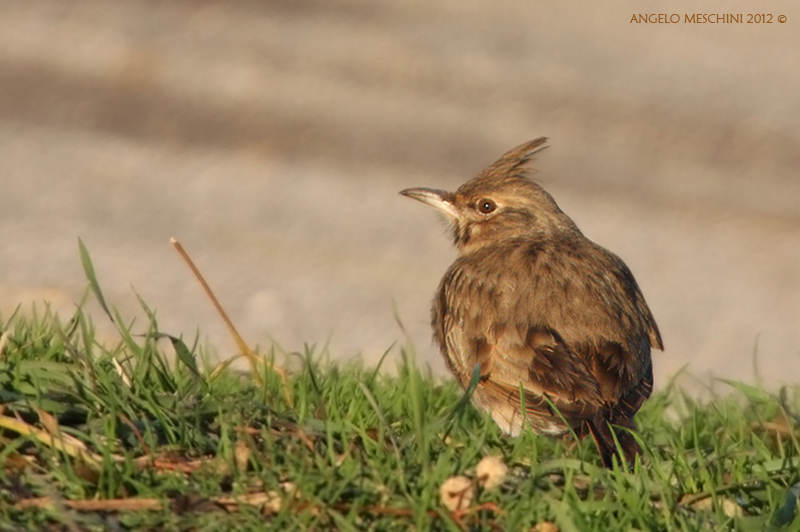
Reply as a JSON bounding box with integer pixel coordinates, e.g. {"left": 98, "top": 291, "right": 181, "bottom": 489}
{"left": 0, "top": 329, "right": 10, "bottom": 358}
{"left": 211, "top": 491, "right": 283, "bottom": 512}
{"left": 16, "top": 497, "right": 163, "bottom": 511}
{"left": 170, "top": 237, "right": 292, "bottom": 404}
{"left": 0, "top": 414, "right": 103, "bottom": 469}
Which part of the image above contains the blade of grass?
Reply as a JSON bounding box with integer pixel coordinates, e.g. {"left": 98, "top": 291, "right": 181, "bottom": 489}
{"left": 366, "top": 341, "right": 396, "bottom": 388}
{"left": 772, "top": 481, "right": 800, "bottom": 528}
{"left": 719, "top": 379, "right": 774, "bottom": 403}
{"left": 441, "top": 363, "right": 480, "bottom": 442}
{"left": 77, "top": 238, "right": 114, "bottom": 324}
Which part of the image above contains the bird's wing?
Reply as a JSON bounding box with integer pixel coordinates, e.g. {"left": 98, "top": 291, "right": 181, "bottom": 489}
{"left": 445, "top": 320, "right": 606, "bottom": 428}
{"left": 563, "top": 246, "right": 662, "bottom": 398}
{"left": 601, "top": 250, "right": 663, "bottom": 352}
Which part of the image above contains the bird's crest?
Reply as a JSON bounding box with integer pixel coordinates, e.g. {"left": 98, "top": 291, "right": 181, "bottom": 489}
{"left": 480, "top": 137, "right": 549, "bottom": 181}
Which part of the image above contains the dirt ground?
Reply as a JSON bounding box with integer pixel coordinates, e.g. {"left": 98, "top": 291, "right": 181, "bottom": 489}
{"left": 1, "top": 0, "right": 799, "bottom": 392}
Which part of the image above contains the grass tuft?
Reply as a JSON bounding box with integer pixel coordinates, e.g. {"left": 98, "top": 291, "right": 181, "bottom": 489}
{"left": 1, "top": 252, "right": 800, "bottom": 530}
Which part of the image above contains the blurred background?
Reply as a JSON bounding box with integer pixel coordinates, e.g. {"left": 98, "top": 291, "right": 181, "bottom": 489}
{"left": 1, "top": 0, "right": 798, "bottom": 391}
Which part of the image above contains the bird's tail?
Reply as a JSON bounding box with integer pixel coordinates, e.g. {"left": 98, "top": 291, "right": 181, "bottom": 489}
{"left": 586, "top": 411, "right": 642, "bottom": 470}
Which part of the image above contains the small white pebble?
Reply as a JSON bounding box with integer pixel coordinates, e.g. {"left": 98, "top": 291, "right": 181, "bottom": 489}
{"left": 263, "top": 490, "right": 282, "bottom": 514}
{"left": 476, "top": 455, "right": 508, "bottom": 490}
{"left": 439, "top": 475, "right": 474, "bottom": 512}
{"left": 721, "top": 498, "right": 744, "bottom": 517}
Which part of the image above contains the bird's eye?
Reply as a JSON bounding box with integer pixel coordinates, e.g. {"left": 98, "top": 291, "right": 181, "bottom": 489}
{"left": 477, "top": 198, "right": 496, "bottom": 214}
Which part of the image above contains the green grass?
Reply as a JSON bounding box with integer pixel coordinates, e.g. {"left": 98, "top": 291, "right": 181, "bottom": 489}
{"left": 1, "top": 251, "right": 800, "bottom": 531}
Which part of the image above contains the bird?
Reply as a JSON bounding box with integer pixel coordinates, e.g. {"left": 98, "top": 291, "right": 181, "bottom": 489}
{"left": 400, "top": 138, "right": 663, "bottom": 469}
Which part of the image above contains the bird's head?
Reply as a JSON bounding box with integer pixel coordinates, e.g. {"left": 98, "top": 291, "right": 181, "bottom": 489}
{"left": 401, "top": 138, "right": 579, "bottom": 254}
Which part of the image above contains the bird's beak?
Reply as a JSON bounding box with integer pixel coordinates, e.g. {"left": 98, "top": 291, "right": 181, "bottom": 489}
{"left": 399, "top": 187, "right": 459, "bottom": 220}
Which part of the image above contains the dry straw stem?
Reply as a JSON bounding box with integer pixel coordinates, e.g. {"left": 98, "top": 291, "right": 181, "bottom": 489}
{"left": 0, "top": 329, "right": 10, "bottom": 357}
{"left": 170, "top": 237, "right": 291, "bottom": 404}
{"left": 16, "top": 497, "right": 163, "bottom": 511}
{"left": 0, "top": 411, "right": 103, "bottom": 470}
{"left": 16, "top": 492, "right": 283, "bottom": 513}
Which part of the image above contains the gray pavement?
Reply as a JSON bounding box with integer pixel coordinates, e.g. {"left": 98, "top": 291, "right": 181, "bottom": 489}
{"left": 1, "top": 0, "right": 799, "bottom": 392}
